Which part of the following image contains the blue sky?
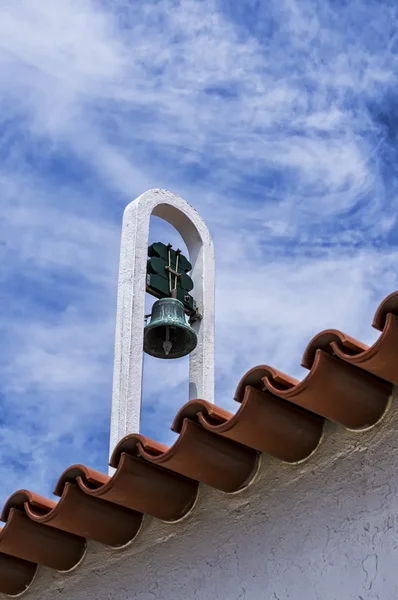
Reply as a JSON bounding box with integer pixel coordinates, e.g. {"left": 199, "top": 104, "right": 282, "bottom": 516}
{"left": 0, "top": 0, "right": 398, "bottom": 505}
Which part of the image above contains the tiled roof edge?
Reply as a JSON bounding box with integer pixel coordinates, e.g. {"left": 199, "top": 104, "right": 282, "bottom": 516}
{"left": 0, "top": 291, "right": 397, "bottom": 596}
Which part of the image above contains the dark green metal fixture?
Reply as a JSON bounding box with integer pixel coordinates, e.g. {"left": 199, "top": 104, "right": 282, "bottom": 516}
{"left": 143, "top": 297, "right": 197, "bottom": 359}
{"left": 144, "top": 242, "right": 198, "bottom": 359}
{"left": 146, "top": 242, "right": 196, "bottom": 313}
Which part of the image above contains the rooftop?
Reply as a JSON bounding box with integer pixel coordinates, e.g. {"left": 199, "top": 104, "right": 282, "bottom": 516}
{"left": 0, "top": 290, "right": 397, "bottom": 596}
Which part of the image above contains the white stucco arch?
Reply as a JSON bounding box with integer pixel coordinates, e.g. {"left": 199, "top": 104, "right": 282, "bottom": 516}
{"left": 109, "top": 189, "right": 215, "bottom": 462}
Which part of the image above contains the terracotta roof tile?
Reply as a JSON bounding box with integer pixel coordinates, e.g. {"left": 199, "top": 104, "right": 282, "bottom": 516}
{"left": 0, "top": 291, "right": 397, "bottom": 596}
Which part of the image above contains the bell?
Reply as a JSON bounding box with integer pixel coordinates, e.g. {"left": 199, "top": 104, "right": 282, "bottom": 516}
{"left": 144, "top": 298, "right": 197, "bottom": 359}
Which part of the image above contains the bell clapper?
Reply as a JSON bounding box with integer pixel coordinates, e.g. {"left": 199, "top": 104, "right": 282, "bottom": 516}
{"left": 163, "top": 325, "right": 173, "bottom": 356}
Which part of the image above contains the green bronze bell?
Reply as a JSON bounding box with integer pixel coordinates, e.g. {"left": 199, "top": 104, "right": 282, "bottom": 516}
{"left": 144, "top": 297, "right": 197, "bottom": 359}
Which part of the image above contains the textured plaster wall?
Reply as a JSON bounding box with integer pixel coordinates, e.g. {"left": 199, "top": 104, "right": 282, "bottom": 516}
{"left": 12, "top": 386, "right": 398, "bottom": 600}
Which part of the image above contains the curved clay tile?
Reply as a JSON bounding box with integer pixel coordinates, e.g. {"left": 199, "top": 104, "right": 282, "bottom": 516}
{"left": 113, "top": 419, "right": 258, "bottom": 494}
{"left": 235, "top": 350, "right": 391, "bottom": 429}
{"left": 373, "top": 290, "right": 398, "bottom": 330}
{"left": 0, "top": 508, "right": 85, "bottom": 571}
{"left": 2, "top": 485, "right": 142, "bottom": 548}
{"left": 55, "top": 465, "right": 110, "bottom": 493}
{"left": 57, "top": 459, "right": 198, "bottom": 522}
{"left": 172, "top": 387, "right": 324, "bottom": 463}
{"left": 0, "top": 552, "right": 36, "bottom": 596}
{"left": 302, "top": 293, "right": 398, "bottom": 385}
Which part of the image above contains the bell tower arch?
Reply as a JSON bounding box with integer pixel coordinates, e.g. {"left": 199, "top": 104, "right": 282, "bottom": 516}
{"left": 109, "top": 189, "right": 215, "bottom": 462}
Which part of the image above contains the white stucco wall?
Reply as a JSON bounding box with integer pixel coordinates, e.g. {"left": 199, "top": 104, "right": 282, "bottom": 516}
{"left": 9, "top": 386, "right": 398, "bottom": 600}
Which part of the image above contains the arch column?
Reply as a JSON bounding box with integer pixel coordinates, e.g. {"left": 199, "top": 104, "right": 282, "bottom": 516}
{"left": 109, "top": 189, "right": 215, "bottom": 462}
